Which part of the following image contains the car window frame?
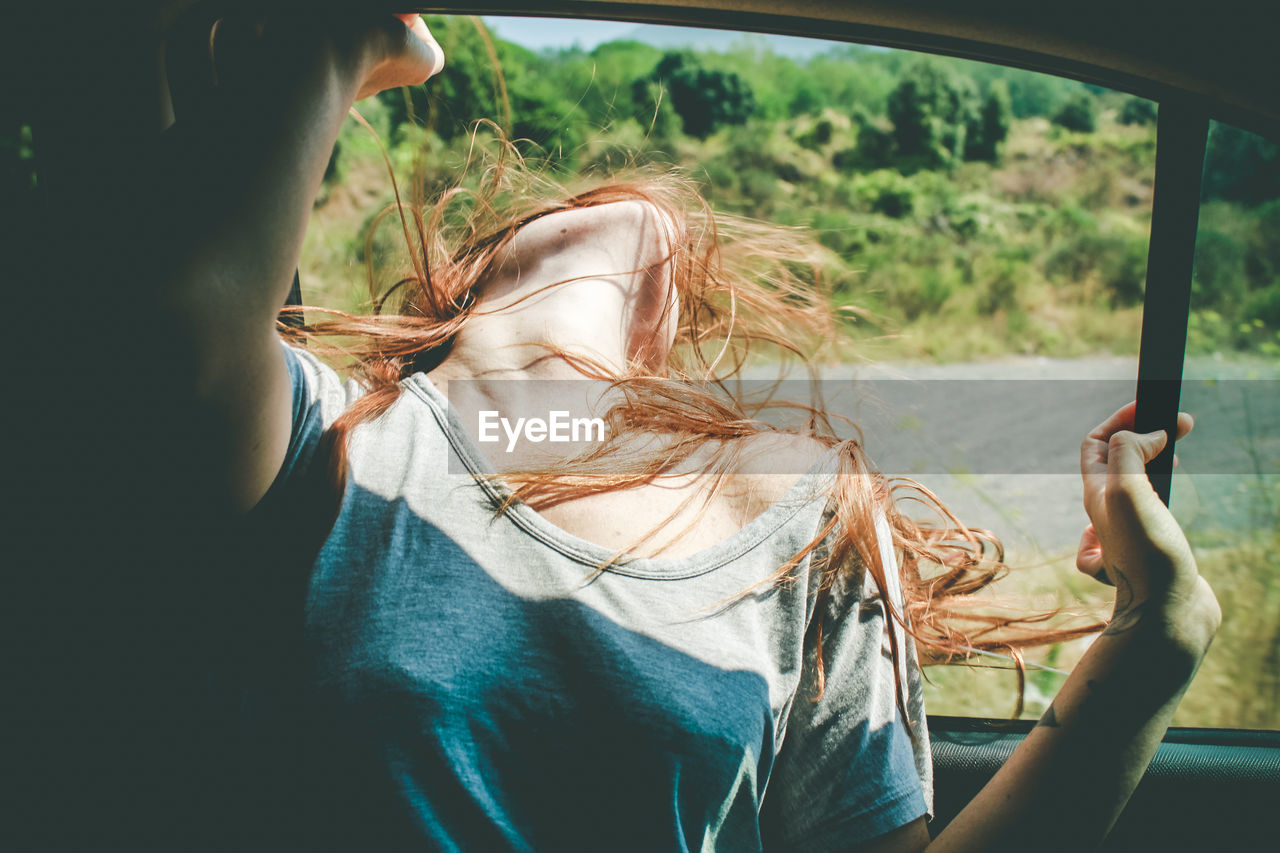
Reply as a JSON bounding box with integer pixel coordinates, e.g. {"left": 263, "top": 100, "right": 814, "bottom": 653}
{"left": 409, "top": 3, "right": 1280, "bottom": 737}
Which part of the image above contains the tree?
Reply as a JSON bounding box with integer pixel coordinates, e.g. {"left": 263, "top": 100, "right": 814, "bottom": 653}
{"left": 885, "top": 60, "right": 979, "bottom": 170}
{"left": 1201, "top": 123, "right": 1280, "bottom": 206}
{"left": 965, "top": 80, "right": 1011, "bottom": 162}
{"left": 377, "top": 15, "right": 505, "bottom": 141}
{"left": 634, "top": 52, "right": 756, "bottom": 139}
{"left": 1118, "top": 97, "right": 1157, "bottom": 126}
{"left": 581, "top": 41, "right": 664, "bottom": 124}
{"left": 834, "top": 109, "right": 893, "bottom": 172}
{"left": 1053, "top": 93, "right": 1097, "bottom": 133}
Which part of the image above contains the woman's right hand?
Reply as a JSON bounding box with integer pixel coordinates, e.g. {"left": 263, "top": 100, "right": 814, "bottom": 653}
{"left": 1076, "top": 402, "right": 1219, "bottom": 637}
{"left": 899, "top": 404, "right": 1221, "bottom": 853}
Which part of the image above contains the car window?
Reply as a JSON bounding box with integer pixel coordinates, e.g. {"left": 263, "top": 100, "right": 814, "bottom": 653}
{"left": 1166, "top": 120, "right": 1280, "bottom": 730}
{"left": 300, "top": 15, "right": 1276, "bottom": 729}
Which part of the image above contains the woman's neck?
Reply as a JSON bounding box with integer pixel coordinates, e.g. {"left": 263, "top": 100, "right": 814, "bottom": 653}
{"left": 431, "top": 200, "right": 677, "bottom": 387}
{"left": 432, "top": 295, "right": 630, "bottom": 384}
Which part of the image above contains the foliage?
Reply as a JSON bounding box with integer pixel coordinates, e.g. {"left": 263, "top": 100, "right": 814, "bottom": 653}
{"left": 1052, "top": 93, "right": 1097, "bottom": 133}
{"left": 878, "top": 60, "right": 1011, "bottom": 171}
{"left": 998, "top": 68, "right": 1081, "bottom": 119}
{"left": 965, "top": 80, "right": 1012, "bottom": 162}
{"left": 1045, "top": 230, "right": 1147, "bottom": 306}
{"left": 314, "top": 18, "right": 1280, "bottom": 365}
{"left": 1202, "top": 122, "right": 1280, "bottom": 207}
{"left": 885, "top": 60, "right": 979, "bottom": 170}
{"left": 1192, "top": 228, "right": 1248, "bottom": 309}
{"left": 834, "top": 110, "right": 895, "bottom": 172}
{"left": 379, "top": 16, "right": 503, "bottom": 140}
{"left": 634, "top": 52, "right": 756, "bottom": 138}
{"left": 796, "top": 117, "right": 834, "bottom": 150}
{"left": 1188, "top": 198, "right": 1280, "bottom": 351}
{"left": 1118, "top": 97, "right": 1157, "bottom": 126}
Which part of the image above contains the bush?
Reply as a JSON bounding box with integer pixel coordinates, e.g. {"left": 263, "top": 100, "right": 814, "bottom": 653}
{"left": 1245, "top": 287, "right": 1280, "bottom": 329}
{"left": 1102, "top": 238, "right": 1148, "bottom": 305}
{"left": 796, "top": 118, "right": 834, "bottom": 150}
{"left": 509, "top": 85, "right": 587, "bottom": 167}
{"left": 1118, "top": 97, "right": 1158, "bottom": 126}
{"left": 1202, "top": 123, "right": 1280, "bottom": 206}
{"left": 885, "top": 265, "right": 955, "bottom": 320}
{"left": 635, "top": 52, "right": 756, "bottom": 139}
{"left": 631, "top": 79, "right": 685, "bottom": 142}
{"left": 976, "top": 258, "right": 1025, "bottom": 315}
{"left": 1045, "top": 231, "right": 1147, "bottom": 305}
{"left": 885, "top": 60, "right": 979, "bottom": 170}
{"left": 853, "top": 171, "right": 918, "bottom": 218}
{"left": 965, "top": 80, "right": 1011, "bottom": 162}
{"left": 1052, "top": 94, "right": 1097, "bottom": 133}
{"left": 1192, "top": 228, "right": 1248, "bottom": 309}
{"left": 1251, "top": 200, "right": 1280, "bottom": 281}
{"left": 834, "top": 114, "right": 894, "bottom": 172}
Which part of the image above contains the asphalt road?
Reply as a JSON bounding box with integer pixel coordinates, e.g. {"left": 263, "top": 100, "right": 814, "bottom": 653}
{"left": 744, "top": 354, "right": 1280, "bottom": 560}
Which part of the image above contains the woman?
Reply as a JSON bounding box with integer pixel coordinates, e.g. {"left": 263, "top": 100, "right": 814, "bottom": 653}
{"left": 147, "top": 11, "right": 1218, "bottom": 852}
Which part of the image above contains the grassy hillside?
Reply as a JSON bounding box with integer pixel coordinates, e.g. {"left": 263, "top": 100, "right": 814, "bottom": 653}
{"left": 301, "top": 17, "right": 1278, "bottom": 365}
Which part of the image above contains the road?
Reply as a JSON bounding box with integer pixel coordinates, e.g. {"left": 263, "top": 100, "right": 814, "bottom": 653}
{"left": 743, "top": 354, "right": 1280, "bottom": 562}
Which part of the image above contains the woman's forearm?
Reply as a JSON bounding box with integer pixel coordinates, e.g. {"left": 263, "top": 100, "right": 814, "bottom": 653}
{"left": 149, "top": 27, "right": 377, "bottom": 349}
{"left": 925, "top": 579, "right": 1220, "bottom": 852}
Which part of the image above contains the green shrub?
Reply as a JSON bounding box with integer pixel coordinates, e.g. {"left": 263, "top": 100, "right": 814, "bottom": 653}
{"left": 852, "top": 171, "right": 918, "bottom": 218}
{"left": 636, "top": 52, "right": 756, "bottom": 139}
{"left": 1202, "top": 122, "right": 1280, "bottom": 206}
{"left": 889, "top": 265, "right": 955, "bottom": 320}
{"left": 1046, "top": 231, "right": 1147, "bottom": 305}
{"left": 839, "top": 120, "right": 895, "bottom": 172}
{"left": 1254, "top": 200, "right": 1280, "bottom": 272}
{"left": 796, "top": 118, "right": 834, "bottom": 150}
{"left": 965, "top": 80, "right": 1011, "bottom": 162}
{"left": 1192, "top": 228, "right": 1248, "bottom": 309}
{"left": 886, "top": 60, "right": 979, "bottom": 170}
{"left": 976, "top": 258, "right": 1025, "bottom": 315}
{"left": 1052, "top": 93, "right": 1097, "bottom": 133}
{"left": 1118, "top": 97, "right": 1157, "bottom": 126}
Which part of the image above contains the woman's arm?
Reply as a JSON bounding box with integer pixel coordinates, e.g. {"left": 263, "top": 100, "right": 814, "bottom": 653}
{"left": 856, "top": 403, "right": 1219, "bottom": 853}
{"left": 145, "top": 12, "right": 441, "bottom": 513}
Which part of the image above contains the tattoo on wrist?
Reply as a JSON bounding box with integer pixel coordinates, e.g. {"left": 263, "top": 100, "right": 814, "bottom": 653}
{"left": 1103, "top": 567, "right": 1147, "bottom": 636}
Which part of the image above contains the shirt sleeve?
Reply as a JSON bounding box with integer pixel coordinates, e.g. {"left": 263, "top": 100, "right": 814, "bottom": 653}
{"left": 759, "top": 510, "right": 932, "bottom": 850}
{"left": 244, "top": 340, "right": 363, "bottom": 532}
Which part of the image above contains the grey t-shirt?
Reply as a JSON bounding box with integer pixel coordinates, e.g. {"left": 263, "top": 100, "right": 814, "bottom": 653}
{"left": 276, "top": 342, "right": 932, "bottom": 851}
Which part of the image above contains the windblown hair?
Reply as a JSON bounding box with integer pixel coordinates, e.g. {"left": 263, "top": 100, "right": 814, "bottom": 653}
{"left": 283, "top": 125, "right": 1103, "bottom": 726}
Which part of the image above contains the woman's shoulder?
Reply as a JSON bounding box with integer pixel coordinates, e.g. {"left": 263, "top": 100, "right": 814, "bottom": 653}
{"left": 280, "top": 340, "right": 368, "bottom": 427}
{"left": 722, "top": 433, "right": 836, "bottom": 517}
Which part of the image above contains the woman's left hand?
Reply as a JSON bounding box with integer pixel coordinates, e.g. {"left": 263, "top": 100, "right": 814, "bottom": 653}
{"left": 207, "top": 12, "right": 443, "bottom": 101}
{"left": 355, "top": 14, "right": 444, "bottom": 101}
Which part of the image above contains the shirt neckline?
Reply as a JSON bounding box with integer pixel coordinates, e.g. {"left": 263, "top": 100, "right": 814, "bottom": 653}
{"left": 403, "top": 372, "right": 839, "bottom": 581}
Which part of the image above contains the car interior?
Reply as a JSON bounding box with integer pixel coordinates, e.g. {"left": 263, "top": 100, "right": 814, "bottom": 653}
{"left": 6, "top": 1, "right": 1277, "bottom": 849}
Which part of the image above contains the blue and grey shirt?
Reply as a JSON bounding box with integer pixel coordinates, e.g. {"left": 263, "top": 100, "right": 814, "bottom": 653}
{"left": 263, "top": 342, "right": 932, "bottom": 851}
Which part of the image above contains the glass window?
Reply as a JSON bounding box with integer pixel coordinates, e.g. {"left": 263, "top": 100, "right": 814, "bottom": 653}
{"left": 304, "top": 15, "right": 1280, "bottom": 725}
{"left": 1167, "top": 120, "right": 1280, "bottom": 730}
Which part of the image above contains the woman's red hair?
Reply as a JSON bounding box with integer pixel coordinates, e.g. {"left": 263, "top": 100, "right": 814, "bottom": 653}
{"left": 283, "top": 125, "right": 1104, "bottom": 730}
